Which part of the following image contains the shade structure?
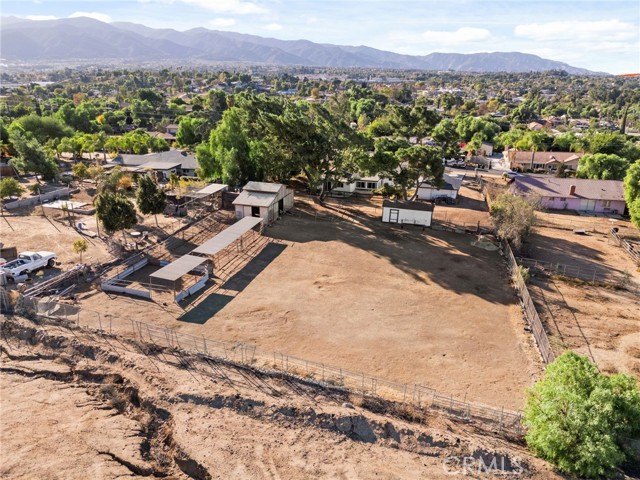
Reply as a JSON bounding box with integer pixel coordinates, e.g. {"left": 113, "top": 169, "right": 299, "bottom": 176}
{"left": 192, "top": 183, "right": 227, "bottom": 198}
{"left": 192, "top": 216, "right": 263, "bottom": 256}
{"left": 150, "top": 254, "right": 209, "bottom": 282}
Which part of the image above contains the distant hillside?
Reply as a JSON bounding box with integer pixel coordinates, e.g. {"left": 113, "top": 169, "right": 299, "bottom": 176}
{"left": 0, "top": 16, "right": 601, "bottom": 74}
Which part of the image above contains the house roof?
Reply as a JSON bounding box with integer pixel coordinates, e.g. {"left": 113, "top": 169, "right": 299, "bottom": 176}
{"left": 507, "top": 150, "right": 583, "bottom": 164}
{"left": 112, "top": 149, "right": 198, "bottom": 170}
{"left": 138, "top": 161, "right": 182, "bottom": 171}
{"left": 383, "top": 200, "right": 434, "bottom": 212}
{"left": 233, "top": 190, "right": 277, "bottom": 208}
{"left": 419, "top": 173, "right": 465, "bottom": 191}
{"left": 243, "top": 181, "right": 283, "bottom": 193}
{"left": 512, "top": 177, "right": 625, "bottom": 201}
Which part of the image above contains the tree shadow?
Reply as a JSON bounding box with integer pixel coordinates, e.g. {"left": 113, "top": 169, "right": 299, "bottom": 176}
{"left": 267, "top": 202, "right": 515, "bottom": 306}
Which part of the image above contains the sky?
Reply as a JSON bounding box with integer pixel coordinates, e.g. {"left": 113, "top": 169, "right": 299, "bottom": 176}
{"left": 3, "top": 0, "right": 639, "bottom": 74}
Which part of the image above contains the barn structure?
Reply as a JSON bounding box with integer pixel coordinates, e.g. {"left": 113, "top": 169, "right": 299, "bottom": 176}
{"left": 381, "top": 200, "right": 434, "bottom": 227}
{"left": 233, "top": 182, "right": 294, "bottom": 223}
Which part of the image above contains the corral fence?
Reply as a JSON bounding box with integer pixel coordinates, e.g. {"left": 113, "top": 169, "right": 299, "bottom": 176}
{"left": 501, "top": 241, "right": 556, "bottom": 364}
{"left": 609, "top": 228, "right": 640, "bottom": 265}
{"left": 516, "top": 257, "right": 637, "bottom": 293}
{"left": 535, "top": 216, "right": 619, "bottom": 235}
{"left": 16, "top": 294, "right": 524, "bottom": 436}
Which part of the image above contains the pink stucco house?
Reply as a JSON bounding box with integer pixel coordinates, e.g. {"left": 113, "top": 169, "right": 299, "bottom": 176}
{"left": 510, "top": 177, "right": 626, "bottom": 214}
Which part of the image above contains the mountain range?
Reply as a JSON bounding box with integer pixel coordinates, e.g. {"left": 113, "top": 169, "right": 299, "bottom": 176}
{"left": 0, "top": 16, "right": 600, "bottom": 74}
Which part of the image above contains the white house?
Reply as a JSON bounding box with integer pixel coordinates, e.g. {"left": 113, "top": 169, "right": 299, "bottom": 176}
{"left": 416, "top": 172, "right": 465, "bottom": 202}
{"left": 382, "top": 200, "right": 434, "bottom": 227}
{"left": 325, "top": 174, "right": 392, "bottom": 195}
{"left": 233, "top": 182, "right": 293, "bottom": 223}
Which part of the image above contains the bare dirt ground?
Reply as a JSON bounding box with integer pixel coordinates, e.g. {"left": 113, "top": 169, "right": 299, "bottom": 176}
{"left": 0, "top": 315, "right": 563, "bottom": 480}
{"left": 1, "top": 214, "right": 113, "bottom": 267}
{"left": 432, "top": 182, "right": 492, "bottom": 229}
{"left": 524, "top": 226, "right": 640, "bottom": 282}
{"left": 78, "top": 208, "right": 542, "bottom": 410}
{"left": 524, "top": 224, "right": 640, "bottom": 380}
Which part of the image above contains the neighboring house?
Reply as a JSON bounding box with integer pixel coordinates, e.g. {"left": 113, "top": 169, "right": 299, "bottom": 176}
{"left": 381, "top": 200, "right": 433, "bottom": 227}
{"left": 149, "top": 131, "right": 176, "bottom": 142}
{"left": 480, "top": 142, "right": 493, "bottom": 157}
{"left": 165, "top": 124, "right": 179, "bottom": 136}
{"left": 527, "top": 122, "right": 545, "bottom": 131}
{"left": 110, "top": 149, "right": 199, "bottom": 179}
{"left": 325, "top": 174, "right": 392, "bottom": 195}
{"left": 233, "top": 181, "right": 294, "bottom": 224}
{"left": 511, "top": 177, "right": 626, "bottom": 214}
{"left": 503, "top": 149, "right": 583, "bottom": 171}
{"left": 416, "top": 172, "right": 465, "bottom": 201}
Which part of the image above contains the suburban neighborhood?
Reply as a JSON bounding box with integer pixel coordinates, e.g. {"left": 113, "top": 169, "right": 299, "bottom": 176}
{"left": 1, "top": 6, "right": 639, "bottom": 480}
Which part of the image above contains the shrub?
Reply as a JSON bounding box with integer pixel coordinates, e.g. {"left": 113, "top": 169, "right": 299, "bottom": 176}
{"left": 518, "top": 265, "right": 530, "bottom": 283}
{"left": 490, "top": 193, "right": 537, "bottom": 251}
{"left": 524, "top": 352, "right": 640, "bottom": 478}
{"left": 0, "top": 177, "right": 25, "bottom": 200}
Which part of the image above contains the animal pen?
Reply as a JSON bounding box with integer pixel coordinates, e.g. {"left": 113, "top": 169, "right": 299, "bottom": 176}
{"left": 101, "top": 215, "right": 264, "bottom": 303}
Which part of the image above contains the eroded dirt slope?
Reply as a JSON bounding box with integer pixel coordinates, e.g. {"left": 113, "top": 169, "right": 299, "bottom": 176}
{"left": 1, "top": 316, "right": 561, "bottom": 479}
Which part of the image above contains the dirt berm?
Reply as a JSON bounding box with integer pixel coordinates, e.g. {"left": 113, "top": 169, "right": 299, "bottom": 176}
{"left": 0, "top": 315, "right": 561, "bottom": 479}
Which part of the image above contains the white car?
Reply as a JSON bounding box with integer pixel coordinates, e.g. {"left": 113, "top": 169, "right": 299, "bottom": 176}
{"left": 0, "top": 251, "right": 57, "bottom": 279}
{"left": 503, "top": 171, "right": 522, "bottom": 179}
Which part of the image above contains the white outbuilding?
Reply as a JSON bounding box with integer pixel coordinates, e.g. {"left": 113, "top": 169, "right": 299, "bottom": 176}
{"left": 416, "top": 172, "right": 465, "bottom": 202}
{"left": 381, "top": 200, "right": 434, "bottom": 227}
{"left": 233, "top": 181, "right": 294, "bottom": 224}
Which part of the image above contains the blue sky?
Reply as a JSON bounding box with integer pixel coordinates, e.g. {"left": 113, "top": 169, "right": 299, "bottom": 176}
{"left": 4, "top": 0, "right": 639, "bottom": 73}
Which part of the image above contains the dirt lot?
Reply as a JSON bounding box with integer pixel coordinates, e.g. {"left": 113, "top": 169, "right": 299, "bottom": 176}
{"left": 524, "top": 226, "right": 640, "bottom": 281}
{"left": 1, "top": 214, "right": 113, "bottom": 268}
{"left": 523, "top": 221, "right": 640, "bottom": 380}
{"left": 79, "top": 210, "right": 541, "bottom": 410}
{"left": 1, "top": 315, "right": 563, "bottom": 479}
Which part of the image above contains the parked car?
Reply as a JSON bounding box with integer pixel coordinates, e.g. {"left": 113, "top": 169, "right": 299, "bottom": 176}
{"left": 503, "top": 171, "right": 522, "bottom": 179}
{"left": 0, "top": 251, "right": 57, "bottom": 279}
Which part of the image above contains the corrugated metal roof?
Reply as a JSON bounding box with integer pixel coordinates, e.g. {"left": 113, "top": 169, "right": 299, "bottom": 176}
{"left": 244, "top": 181, "right": 283, "bottom": 193}
{"left": 232, "top": 190, "right": 276, "bottom": 207}
{"left": 193, "top": 183, "right": 227, "bottom": 197}
{"left": 513, "top": 177, "right": 625, "bottom": 201}
{"left": 192, "top": 216, "right": 263, "bottom": 256}
{"left": 150, "top": 254, "right": 208, "bottom": 282}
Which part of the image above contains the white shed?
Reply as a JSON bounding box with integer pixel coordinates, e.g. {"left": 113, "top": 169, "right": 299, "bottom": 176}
{"left": 416, "top": 172, "right": 465, "bottom": 202}
{"left": 382, "top": 200, "right": 433, "bottom": 227}
{"left": 233, "top": 181, "right": 293, "bottom": 224}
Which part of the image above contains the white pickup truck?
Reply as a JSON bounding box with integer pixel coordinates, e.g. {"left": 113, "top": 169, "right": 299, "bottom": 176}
{"left": 0, "top": 251, "right": 57, "bottom": 279}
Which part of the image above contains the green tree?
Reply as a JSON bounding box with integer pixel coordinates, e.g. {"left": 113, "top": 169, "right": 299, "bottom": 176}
{"left": 94, "top": 191, "right": 138, "bottom": 243}
{"left": 8, "top": 114, "right": 73, "bottom": 144}
{"left": 524, "top": 352, "right": 640, "bottom": 478}
{"left": 72, "top": 239, "right": 88, "bottom": 262}
{"left": 206, "top": 108, "right": 252, "bottom": 184}
{"left": 490, "top": 193, "right": 537, "bottom": 250}
{"left": 624, "top": 161, "right": 640, "bottom": 228}
{"left": 0, "top": 177, "right": 25, "bottom": 200}
{"left": 9, "top": 132, "right": 59, "bottom": 182}
{"left": 577, "top": 153, "right": 629, "bottom": 180}
{"left": 176, "top": 117, "right": 207, "bottom": 147}
{"left": 136, "top": 175, "right": 167, "bottom": 226}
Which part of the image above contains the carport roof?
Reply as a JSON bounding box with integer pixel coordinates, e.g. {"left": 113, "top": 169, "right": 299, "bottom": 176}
{"left": 192, "top": 216, "right": 263, "bottom": 256}
{"left": 149, "top": 254, "right": 208, "bottom": 282}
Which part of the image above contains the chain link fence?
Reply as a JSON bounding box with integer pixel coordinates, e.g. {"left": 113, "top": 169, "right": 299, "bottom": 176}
{"left": 17, "top": 294, "right": 524, "bottom": 436}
